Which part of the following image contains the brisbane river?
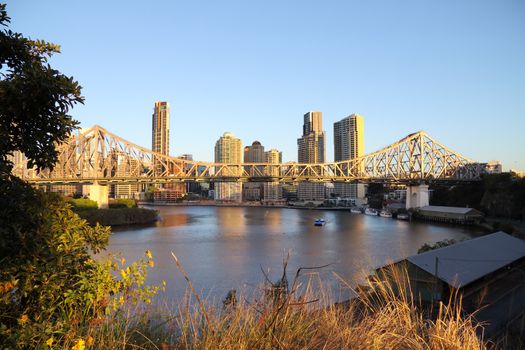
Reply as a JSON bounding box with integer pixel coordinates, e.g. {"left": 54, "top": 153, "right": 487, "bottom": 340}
{"left": 106, "top": 205, "right": 482, "bottom": 303}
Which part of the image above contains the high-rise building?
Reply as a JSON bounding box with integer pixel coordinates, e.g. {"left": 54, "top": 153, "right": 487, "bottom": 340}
{"left": 243, "top": 141, "right": 265, "bottom": 201}
{"left": 214, "top": 132, "right": 243, "bottom": 202}
{"left": 152, "top": 101, "right": 170, "bottom": 176}
{"left": 333, "top": 113, "right": 365, "bottom": 199}
{"left": 297, "top": 111, "right": 326, "bottom": 201}
{"left": 263, "top": 148, "right": 284, "bottom": 203}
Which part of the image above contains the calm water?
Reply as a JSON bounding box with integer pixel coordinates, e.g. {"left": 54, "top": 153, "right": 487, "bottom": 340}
{"left": 105, "top": 206, "right": 481, "bottom": 303}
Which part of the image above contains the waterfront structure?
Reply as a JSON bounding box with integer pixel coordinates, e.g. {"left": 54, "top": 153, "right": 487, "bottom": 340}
{"left": 333, "top": 113, "right": 365, "bottom": 199}
{"left": 484, "top": 160, "right": 502, "bottom": 174}
{"left": 263, "top": 148, "right": 284, "bottom": 203}
{"left": 297, "top": 111, "right": 326, "bottom": 201}
{"left": 115, "top": 157, "right": 140, "bottom": 199}
{"left": 243, "top": 141, "right": 265, "bottom": 201}
{"left": 374, "top": 231, "right": 525, "bottom": 337}
{"left": 214, "top": 132, "right": 243, "bottom": 202}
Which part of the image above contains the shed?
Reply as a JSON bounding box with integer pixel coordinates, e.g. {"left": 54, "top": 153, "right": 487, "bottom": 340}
{"left": 416, "top": 205, "right": 484, "bottom": 224}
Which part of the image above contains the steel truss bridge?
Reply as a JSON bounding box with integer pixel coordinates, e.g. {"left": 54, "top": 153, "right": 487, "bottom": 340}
{"left": 14, "top": 125, "right": 484, "bottom": 185}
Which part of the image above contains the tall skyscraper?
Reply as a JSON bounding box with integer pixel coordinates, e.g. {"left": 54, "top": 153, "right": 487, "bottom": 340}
{"left": 297, "top": 111, "right": 326, "bottom": 201}
{"left": 152, "top": 101, "right": 170, "bottom": 176}
{"left": 243, "top": 141, "right": 265, "bottom": 201}
{"left": 333, "top": 113, "right": 365, "bottom": 199}
{"left": 263, "top": 148, "right": 284, "bottom": 203}
{"left": 214, "top": 132, "right": 243, "bottom": 202}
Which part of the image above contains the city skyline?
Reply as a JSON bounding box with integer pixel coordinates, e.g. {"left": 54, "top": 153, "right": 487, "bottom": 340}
{"left": 8, "top": 1, "right": 525, "bottom": 171}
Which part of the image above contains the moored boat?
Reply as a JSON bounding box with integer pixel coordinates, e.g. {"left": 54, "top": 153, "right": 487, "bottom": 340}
{"left": 350, "top": 207, "right": 362, "bottom": 214}
{"left": 364, "top": 208, "right": 378, "bottom": 216}
{"left": 397, "top": 213, "right": 409, "bottom": 220}
{"left": 379, "top": 210, "right": 393, "bottom": 218}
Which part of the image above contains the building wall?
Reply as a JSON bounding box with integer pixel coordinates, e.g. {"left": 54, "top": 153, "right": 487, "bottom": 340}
{"left": 333, "top": 113, "right": 365, "bottom": 199}
{"left": 297, "top": 111, "right": 326, "bottom": 200}
{"left": 264, "top": 148, "right": 283, "bottom": 202}
{"left": 214, "top": 132, "right": 243, "bottom": 202}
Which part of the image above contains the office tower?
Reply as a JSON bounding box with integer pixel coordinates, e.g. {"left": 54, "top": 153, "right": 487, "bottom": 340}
{"left": 214, "top": 132, "right": 243, "bottom": 202}
{"left": 152, "top": 101, "right": 170, "bottom": 177}
{"left": 115, "top": 157, "right": 140, "bottom": 199}
{"left": 243, "top": 141, "right": 265, "bottom": 201}
{"left": 297, "top": 111, "right": 326, "bottom": 201}
{"left": 333, "top": 113, "right": 365, "bottom": 199}
{"left": 263, "top": 148, "right": 284, "bottom": 203}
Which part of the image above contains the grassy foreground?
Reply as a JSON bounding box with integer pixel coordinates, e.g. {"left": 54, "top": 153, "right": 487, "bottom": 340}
{"left": 68, "top": 261, "right": 488, "bottom": 350}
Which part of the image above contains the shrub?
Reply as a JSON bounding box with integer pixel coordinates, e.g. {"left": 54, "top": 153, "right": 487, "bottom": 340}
{"left": 68, "top": 197, "right": 99, "bottom": 210}
{"left": 109, "top": 198, "right": 137, "bottom": 208}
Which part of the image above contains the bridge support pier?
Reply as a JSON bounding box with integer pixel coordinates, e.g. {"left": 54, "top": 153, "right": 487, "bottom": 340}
{"left": 406, "top": 184, "right": 429, "bottom": 210}
{"left": 87, "top": 183, "right": 109, "bottom": 209}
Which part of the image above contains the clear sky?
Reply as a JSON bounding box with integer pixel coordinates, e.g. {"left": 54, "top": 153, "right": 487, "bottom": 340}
{"left": 8, "top": 0, "right": 525, "bottom": 170}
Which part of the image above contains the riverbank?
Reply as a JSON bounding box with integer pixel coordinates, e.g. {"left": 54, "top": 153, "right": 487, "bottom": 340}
{"left": 139, "top": 200, "right": 353, "bottom": 211}
{"left": 75, "top": 207, "right": 159, "bottom": 226}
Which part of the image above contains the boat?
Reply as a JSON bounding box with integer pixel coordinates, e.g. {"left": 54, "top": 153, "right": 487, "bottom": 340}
{"left": 364, "top": 208, "right": 378, "bottom": 216}
{"left": 379, "top": 210, "right": 393, "bottom": 218}
{"left": 350, "top": 207, "right": 362, "bottom": 214}
{"left": 314, "top": 218, "right": 326, "bottom": 226}
{"left": 397, "top": 213, "right": 409, "bottom": 220}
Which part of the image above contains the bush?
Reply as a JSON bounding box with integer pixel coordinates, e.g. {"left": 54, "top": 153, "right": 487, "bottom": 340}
{"left": 0, "top": 177, "right": 159, "bottom": 348}
{"left": 109, "top": 198, "right": 137, "bottom": 208}
{"left": 68, "top": 197, "right": 99, "bottom": 210}
{"left": 77, "top": 207, "right": 158, "bottom": 226}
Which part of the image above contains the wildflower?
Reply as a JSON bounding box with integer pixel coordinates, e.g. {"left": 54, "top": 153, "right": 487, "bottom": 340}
{"left": 19, "top": 314, "right": 29, "bottom": 324}
{"left": 148, "top": 260, "right": 155, "bottom": 267}
{"left": 121, "top": 257, "right": 126, "bottom": 265}
{"left": 145, "top": 249, "right": 153, "bottom": 259}
{"left": 72, "top": 338, "right": 85, "bottom": 350}
{"left": 120, "top": 269, "right": 127, "bottom": 279}
{"left": 119, "top": 295, "right": 125, "bottom": 306}
{"left": 86, "top": 336, "right": 94, "bottom": 346}
{"left": 46, "top": 337, "right": 54, "bottom": 346}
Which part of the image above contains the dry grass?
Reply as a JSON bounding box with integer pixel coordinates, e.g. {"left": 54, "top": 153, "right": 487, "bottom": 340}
{"left": 85, "top": 255, "right": 486, "bottom": 350}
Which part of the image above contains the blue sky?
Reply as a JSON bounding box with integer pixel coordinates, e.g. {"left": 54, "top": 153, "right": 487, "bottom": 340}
{"left": 8, "top": 0, "right": 525, "bottom": 170}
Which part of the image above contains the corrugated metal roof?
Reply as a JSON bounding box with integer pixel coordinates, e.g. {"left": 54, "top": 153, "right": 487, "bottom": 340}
{"left": 418, "top": 206, "right": 482, "bottom": 215}
{"left": 407, "top": 232, "right": 525, "bottom": 288}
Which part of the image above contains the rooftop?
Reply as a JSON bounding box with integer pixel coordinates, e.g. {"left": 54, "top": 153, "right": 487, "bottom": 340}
{"left": 418, "top": 206, "right": 482, "bottom": 215}
{"left": 407, "top": 232, "right": 525, "bottom": 288}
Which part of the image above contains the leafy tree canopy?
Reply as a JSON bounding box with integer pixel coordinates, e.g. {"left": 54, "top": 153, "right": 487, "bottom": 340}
{"left": 0, "top": 3, "right": 83, "bottom": 172}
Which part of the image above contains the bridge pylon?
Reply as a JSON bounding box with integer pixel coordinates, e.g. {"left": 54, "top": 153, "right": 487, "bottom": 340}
{"left": 87, "top": 182, "right": 109, "bottom": 209}
{"left": 405, "top": 184, "right": 429, "bottom": 210}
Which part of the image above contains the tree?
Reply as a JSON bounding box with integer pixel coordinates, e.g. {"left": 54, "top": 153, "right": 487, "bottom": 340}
{"left": 0, "top": 3, "right": 83, "bottom": 173}
{"left": 0, "top": 5, "right": 157, "bottom": 347}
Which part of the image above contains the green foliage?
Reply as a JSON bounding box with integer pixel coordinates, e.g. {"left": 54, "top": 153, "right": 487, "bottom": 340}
{"left": 0, "top": 5, "right": 160, "bottom": 347}
{"left": 68, "top": 197, "right": 99, "bottom": 210}
{"left": 77, "top": 207, "right": 158, "bottom": 226}
{"left": 417, "top": 239, "right": 458, "bottom": 254}
{"left": 430, "top": 173, "right": 525, "bottom": 220}
{"left": 0, "top": 3, "right": 83, "bottom": 173}
{"left": 109, "top": 198, "right": 137, "bottom": 208}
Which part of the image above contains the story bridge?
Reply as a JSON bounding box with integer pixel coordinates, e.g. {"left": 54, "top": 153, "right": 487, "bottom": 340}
{"left": 13, "top": 125, "right": 484, "bottom": 208}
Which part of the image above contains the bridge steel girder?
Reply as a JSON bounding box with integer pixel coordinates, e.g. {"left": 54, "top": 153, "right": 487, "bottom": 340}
{"left": 13, "top": 125, "right": 485, "bottom": 185}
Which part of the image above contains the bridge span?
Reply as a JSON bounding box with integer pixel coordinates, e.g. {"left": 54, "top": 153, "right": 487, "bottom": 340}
{"left": 12, "top": 125, "right": 484, "bottom": 208}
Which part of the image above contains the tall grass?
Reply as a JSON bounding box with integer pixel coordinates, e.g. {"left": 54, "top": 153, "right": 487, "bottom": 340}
{"left": 79, "top": 255, "right": 488, "bottom": 350}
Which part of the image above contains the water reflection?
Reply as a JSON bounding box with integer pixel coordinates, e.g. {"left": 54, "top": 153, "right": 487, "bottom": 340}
{"left": 106, "top": 206, "right": 482, "bottom": 304}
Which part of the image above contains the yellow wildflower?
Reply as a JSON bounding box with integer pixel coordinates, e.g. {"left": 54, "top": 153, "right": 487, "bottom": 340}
{"left": 148, "top": 260, "right": 155, "bottom": 267}
{"left": 86, "top": 336, "right": 94, "bottom": 346}
{"left": 120, "top": 257, "right": 126, "bottom": 265}
{"left": 19, "top": 314, "right": 29, "bottom": 324}
{"left": 119, "top": 295, "right": 125, "bottom": 306}
{"left": 72, "top": 338, "right": 85, "bottom": 350}
{"left": 46, "top": 337, "right": 54, "bottom": 346}
{"left": 120, "top": 269, "right": 127, "bottom": 279}
{"left": 145, "top": 249, "right": 153, "bottom": 259}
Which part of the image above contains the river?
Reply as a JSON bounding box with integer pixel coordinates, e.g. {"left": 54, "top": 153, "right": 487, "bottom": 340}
{"left": 106, "top": 205, "right": 482, "bottom": 304}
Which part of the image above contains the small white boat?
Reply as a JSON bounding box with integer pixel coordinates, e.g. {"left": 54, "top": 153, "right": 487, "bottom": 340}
{"left": 364, "top": 208, "right": 378, "bottom": 216}
{"left": 379, "top": 210, "right": 393, "bottom": 218}
{"left": 350, "top": 208, "right": 362, "bottom": 214}
{"left": 397, "top": 213, "right": 409, "bottom": 220}
{"left": 314, "top": 218, "right": 326, "bottom": 226}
